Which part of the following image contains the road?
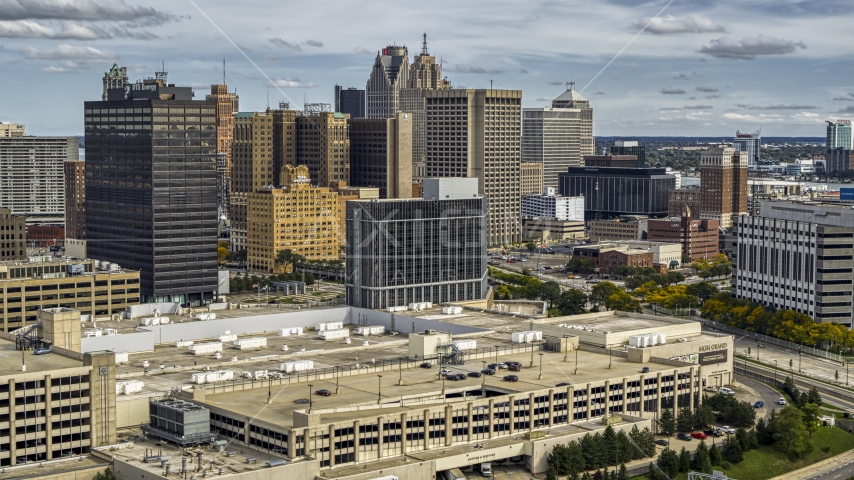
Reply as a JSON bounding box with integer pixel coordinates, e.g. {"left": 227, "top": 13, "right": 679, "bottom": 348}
{"left": 736, "top": 376, "right": 782, "bottom": 419}
{"left": 806, "top": 458, "right": 854, "bottom": 480}
{"left": 730, "top": 333, "right": 851, "bottom": 387}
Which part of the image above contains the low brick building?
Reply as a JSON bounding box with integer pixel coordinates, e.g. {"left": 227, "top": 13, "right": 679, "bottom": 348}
{"left": 647, "top": 208, "right": 720, "bottom": 262}
{"left": 572, "top": 244, "right": 654, "bottom": 275}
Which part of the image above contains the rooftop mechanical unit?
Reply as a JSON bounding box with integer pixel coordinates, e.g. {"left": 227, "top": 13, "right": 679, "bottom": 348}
{"left": 141, "top": 399, "right": 217, "bottom": 446}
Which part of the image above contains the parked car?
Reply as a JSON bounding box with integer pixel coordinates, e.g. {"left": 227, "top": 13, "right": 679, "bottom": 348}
{"left": 676, "top": 433, "right": 693, "bottom": 441}
{"left": 655, "top": 439, "right": 670, "bottom": 447}
{"left": 497, "top": 363, "right": 508, "bottom": 369}
{"left": 778, "top": 397, "right": 788, "bottom": 405}
{"left": 314, "top": 389, "right": 331, "bottom": 396}
{"left": 753, "top": 401, "right": 765, "bottom": 408}
{"left": 719, "top": 426, "right": 736, "bottom": 434}
{"left": 467, "top": 372, "right": 482, "bottom": 378}
{"left": 440, "top": 369, "right": 453, "bottom": 376}
{"left": 487, "top": 363, "right": 499, "bottom": 369}
{"left": 506, "top": 361, "right": 522, "bottom": 368}
{"left": 641, "top": 367, "right": 650, "bottom": 373}
{"left": 508, "top": 364, "right": 521, "bottom": 372}
{"left": 719, "top": 387, "right": 735, "bottom": 396}
{"left": 556, "top": 382, "right": 571, "bottom": 387}
{"left": 34, "top": 348, "right": 51, "bottom": 355}
{"left": 419, "top": 362, "right": 432, "bottom": 369}
{"left": 503, "top": 375, "right": 519, "bottom": 382}
{"left": 703, "top": 429, "right": 722, "bottom": 437}
{"left": 704, "top": 386, "right": 719, "bottom": 393}
{"left": 481, "top": 369, "right": 496, "bottom": 375}
{"left": 691, "top": 432, "right": 707, "bottom": 440}
{"left": 757, "top": 343, "right": 766, "bottom": 348}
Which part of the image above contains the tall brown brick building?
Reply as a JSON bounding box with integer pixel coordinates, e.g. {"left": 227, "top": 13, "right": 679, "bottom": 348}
{"left": 295, "top": 111, "right": 350, "bottom": 188}
{"left": 668, "top": 186, "right": 700, "bottom": 218}
{"left": 647, "top": 207, "right": 719, "bottom": 261}
{"left": 348, "top": 113, "right": 412, "bottom": 199}
{"left": 0, "top": 208, "right": 25, "bottom": 260}
{"left": 64, "top": 160, "right": 86, "bottom": 240}
{"left": 700, "top": 146, "right": 747, "bottom": 228}
{"left": 206, "top": 84, "right": 237, "bottom": 175}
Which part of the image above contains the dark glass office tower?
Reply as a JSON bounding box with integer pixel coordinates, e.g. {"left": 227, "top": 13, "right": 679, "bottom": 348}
{"left": 559, "top": 167, "right": 675, "bottom": 220}
{"left": 84, "top": 80, "right": 218, "bottom": 306}
{"left": 334, "top": 84, "right": 365, "bottom": 119}
{"left": 610, "top": 141, "right": 646, "bottom": 168}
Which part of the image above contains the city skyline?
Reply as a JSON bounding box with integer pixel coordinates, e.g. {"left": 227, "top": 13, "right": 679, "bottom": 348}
{"left": 0, "top": 0, "right": 851, "bottom": 137}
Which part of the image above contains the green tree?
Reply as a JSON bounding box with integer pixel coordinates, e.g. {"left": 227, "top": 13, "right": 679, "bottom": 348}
{"left": 618, "top": 463, "right": 628, "bottom": 480}
{"left": 801, "top": 403, "right": 822, "bottom": 438}
{"left": 602, "top": 425, "right": 619, "bottom": 467}
{"left": 807, "top": 387, "right": 822, "bottom": 406}
{"left": 656, "top": 448, "right": 680, "bottom": 478}
{"left": 275, "top": 248, "right": 306, "bottom": 273}
{"left": 545, "top": 468, "right": 558, "bottom": 480}
{"left": 658, "top": 409, "right": 676, "bottom": 436}
{"left": 755, "top": 417, "right": 774, "bottom": 445}
{"left": 694, "top": 404, "right": 716, "bottom": 430}
{"left": 93, "top": 469, "right": 117, "bottom": 480}
{"left": 217, "top": 241, "right": 230, "bottom": 264}
{"left": 677, "top": 407, "right": 694, "bottom": 432}
{"left": 771, "top": 406, "right": 813, "bottom": 458}
{"left": 606, "top": 290, "right": 641, "bottom": 313}
{"left": 693, "top": 440, "right": 712, "bottom": 473}
{"left": 526, "top": 242, "right": 537, "bottom": 253}
{"left": 723, "top": 435, "right": 743, "bottom": 463}
{"left": 590, "top": 282, "right": 621, "bottom": 309}
{"left": 686, "top": 281, "right": 719, "bottom": 302}
{"left": 709, "top": 440, "right": 723, "bottom": 466}
{"left": 558, "top": 289, "right": 588, "bottom": 315}
{"left": 538, "top": 281, "right": 563, "bottom": 308}
{"left": 231, "top": 249, "right": 247, "bottom": 263}
{"left": 679, "top": 447, "right": 692, "bottom": 472}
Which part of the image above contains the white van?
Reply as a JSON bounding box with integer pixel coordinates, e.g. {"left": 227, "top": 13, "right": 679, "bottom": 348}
{"left": 719, "top": 387, "right": 735, "bottom": 396}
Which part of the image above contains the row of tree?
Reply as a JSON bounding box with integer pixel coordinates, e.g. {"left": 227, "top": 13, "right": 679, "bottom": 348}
{"left": 229, "top": 271, "right": 316, "bottom": 293}
{"left": 652, "top": 434, "right": 751, "bottom": 479}
{"left": 546, "top": 425, "right": 656, "bottom": 479}
{"left": 692, "top": 254, "right": 733, "bottom": 278}
{"left": 702, "top": 292, "right": 854, "bottom": 352}
{"left": 656, "top": 393, "right": 756, "bottom": 435}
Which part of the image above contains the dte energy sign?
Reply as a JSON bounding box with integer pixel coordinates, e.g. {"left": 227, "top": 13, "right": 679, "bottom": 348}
{"left": 841, "top": 188, "right": 854, "bottom": 201}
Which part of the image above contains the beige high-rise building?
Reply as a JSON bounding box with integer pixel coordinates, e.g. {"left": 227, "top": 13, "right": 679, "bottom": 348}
{"left": 521, "top": 161, "right": 544, "bottom": 197}
{"left": 425, "top": 89, "right": 522, "bottom": 246}
{"left": 349, "top": 112, "right": 413, "bottom": 199}
{"left": 230, "top": 109, "right": 296, "bottom": 251}
{"left": 206, "top": 84, "right": 237, "bottom": 175}
{"left": 401, "top": 34, "right": 451, "bottom": 181}
{"left": 522, "top": 87, "right": 594, "bottom": 190}
{"left": 366, "top": 45, "right": 410, "bottom": 119}
{"left": 246, "top": 165, "right": 339, "bottom": 272}
{"left": 295, "top": 111, "right": 349, "bottom": 188}
{"left": 700, "top": 146, "right": 748, "bottom": 228}
{"left": 0, "top": 122, "right": 24, "bottom": 137}
{"left": 0, "top": 207, "right": 25, "bottom": 260}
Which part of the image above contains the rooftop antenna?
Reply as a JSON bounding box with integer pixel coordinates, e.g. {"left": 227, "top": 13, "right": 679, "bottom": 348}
{"left": 155, "top": 61, "right": 167, "bottom": 84}
{"left": 421, "top": 32, "right": 429, "bottom": 56}
{"left": 266, "top": 86, "right": 270, "bottom": 109}
{"left": 222, "top": 58, "right": 226, "bottom": 85}
{"left": 490, "top": 78, "right": 493, "bottom": 90}
{"left": 566, "top": 81, "right": 575, "bottom": 91}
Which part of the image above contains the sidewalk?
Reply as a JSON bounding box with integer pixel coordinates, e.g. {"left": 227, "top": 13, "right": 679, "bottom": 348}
{"left": 767, "top": 448, "right": 854, "bottom": 480}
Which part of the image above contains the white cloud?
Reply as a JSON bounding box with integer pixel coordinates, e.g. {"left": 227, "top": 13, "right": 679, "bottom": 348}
{"left": 353, "top": 46, "right": 371, "bottom": 55}
{"left": 660, "top": 87, "right": 687, "bottom": 94}
{"left": 636, "top": 15, "right": 726, "bottom": 34}
{"left": 736, "top": 103, "right": 818, "bottom": 110}
{"left": 0, "top": 0, "right": 172, "bottom": 22}
{"left": 684, "top": 105, "right": 713, "bottom": 110}
{"left": 268, "top": 77, "right": 317, "bottom": 88}
{"left": 699, "top": 36, "right": 807, "bottom": 60}
{"left": 695, "top": 86, "right": 718, "bottom": 92}
{"left": 19, "top": 44, "right": 117, "bottom": 61}
{"left": 303, "top": 39, "right": 323, "bottom": 47}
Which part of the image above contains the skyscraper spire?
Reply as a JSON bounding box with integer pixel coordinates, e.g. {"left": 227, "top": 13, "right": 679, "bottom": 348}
{"left": 421, "top": 32, "right": 429, "bottom": 55}
{"left": 223, "top": 58, "right": 226, "bottom": 85}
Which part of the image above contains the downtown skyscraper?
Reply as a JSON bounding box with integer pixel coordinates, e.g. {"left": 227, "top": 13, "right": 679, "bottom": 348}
{"left": 522, "top": 87, "right": 595, "bottom": 189}
{"left": 85, "top": 76, "right": 218, "bottom": 306}
{"left": 425, "top": 88, "right": 522, "bottom": 246}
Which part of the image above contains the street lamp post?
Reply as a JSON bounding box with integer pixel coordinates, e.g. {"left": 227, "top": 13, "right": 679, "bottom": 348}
{"left": 799, "top": 345, "right": 802, "bottom": 373}
{"left": 377, "top": 375, "right": 382, "bottom": 405}
{"left": 575, "top": 348, "right": 578, "bottom": 375}
{"left": 538, "top": 353, "right": 544, "bottom": 380}
{"left": 609, "top": 346, "right": 612, "bottom": 370}
{"left": 308, "top": 384, "right": 313, "bottom": 413}
{"left": 773, "top": 360, "right": 778, "bottom": 386}
{"left": 335, "top": 366, "right": 340, "bottom": 394}
{"left": 530, "top": 342, "right": 535, "bottom": 368}
{"left": 398, "top": 359, "right": 402, "bottom": 386}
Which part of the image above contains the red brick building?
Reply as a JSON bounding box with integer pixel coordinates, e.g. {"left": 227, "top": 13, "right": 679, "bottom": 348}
{"left": 572, "top": 244, "right": 654, "bottom": 275}
{"left": 647, "top": 209, "right": 719, "bottom": 261}
{"left": 27, "top": 225, "right": 65, "bottom": 248}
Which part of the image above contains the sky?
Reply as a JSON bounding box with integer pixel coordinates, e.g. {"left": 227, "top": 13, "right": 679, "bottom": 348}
{"left": 1, "top": 0, "right": 853, "bottom": 137}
